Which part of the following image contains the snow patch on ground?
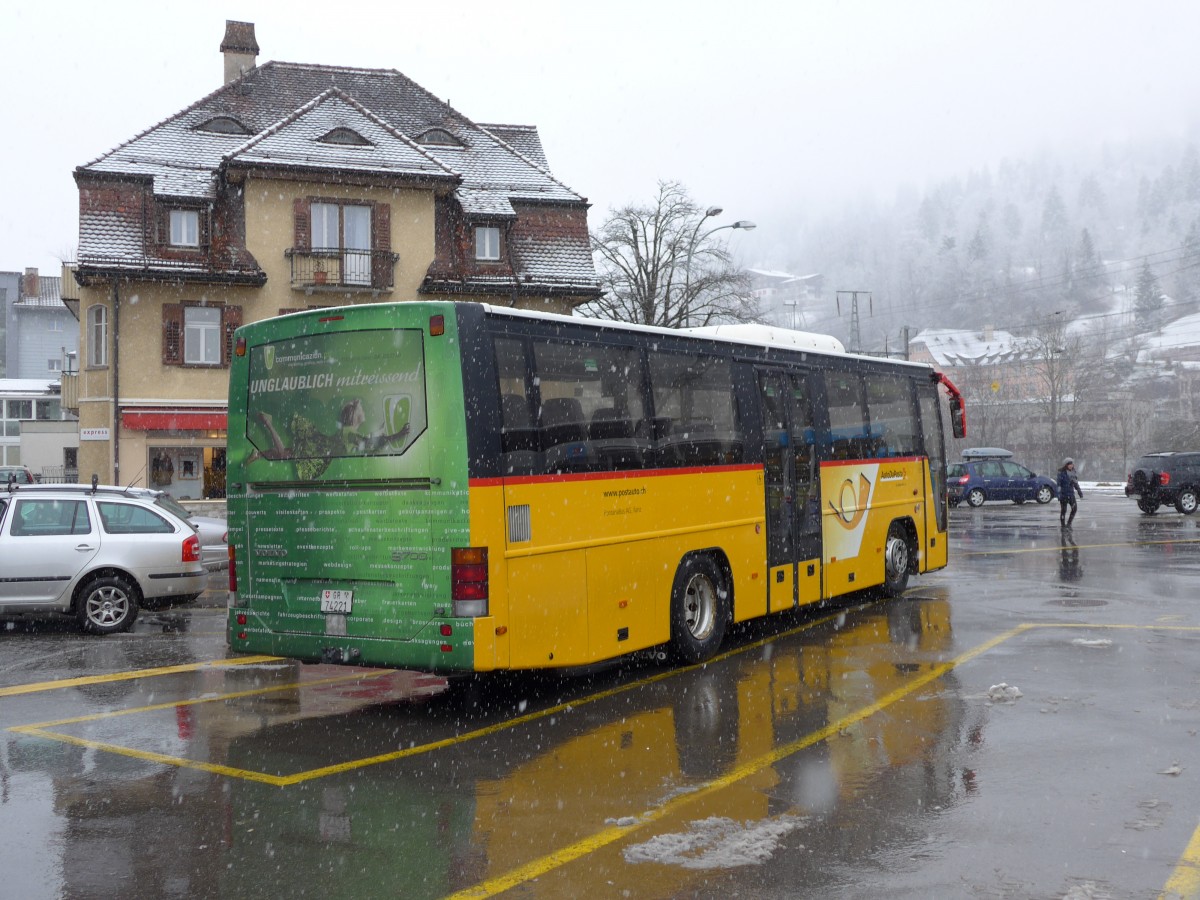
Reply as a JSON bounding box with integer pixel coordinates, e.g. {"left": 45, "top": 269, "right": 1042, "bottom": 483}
{"left": 988, "top": 683, "right": 1023, "bottom": 702}
{"left": 1071, "top": 638, "right": 1113, "bottom": 648}
{"left": 623, "top": 815, "right": 805, "bottom": 869}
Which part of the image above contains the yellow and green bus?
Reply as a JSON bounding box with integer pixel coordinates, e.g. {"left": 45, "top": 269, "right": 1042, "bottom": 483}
{"left": 226, "top": 301, "right": 966, "bottom": 672}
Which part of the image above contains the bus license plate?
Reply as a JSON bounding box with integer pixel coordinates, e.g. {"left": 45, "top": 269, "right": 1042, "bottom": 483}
{"left": 320, "top": 589, "right": 353, "bottom": 614}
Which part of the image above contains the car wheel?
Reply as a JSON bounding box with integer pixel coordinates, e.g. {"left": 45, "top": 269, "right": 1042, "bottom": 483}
{"left": 1176, "top": 488, "right": 1199, "bottom": 515}
{"left": 1036, "top": 486, "right": 1054, "bottom": 504}
{"left": 966, "top": 488, "right": 986, "bottom": 508}
{"left": 76, "top": 574, "right": 139, "bottom": 635}
{"left": 669, "top": 554, "right": 728, "bottom": 664}
{"left": 882, "top": 522, "right": 911, "bottom": 597}
{"left": 1137, "top": 497, "right": 1159, "bottom": 515}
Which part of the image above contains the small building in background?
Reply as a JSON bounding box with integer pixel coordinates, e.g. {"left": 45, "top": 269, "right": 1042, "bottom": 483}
{"left": 0, "top": 269, "right": 79, "bottom": 477}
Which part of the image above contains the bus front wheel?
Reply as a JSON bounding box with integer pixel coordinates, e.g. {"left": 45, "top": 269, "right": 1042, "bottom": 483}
{"left": 882, "top": 523, "right": 912, "bottom": 597}
{"left": 669, "top": 554, "right": 728, "bottom": 664}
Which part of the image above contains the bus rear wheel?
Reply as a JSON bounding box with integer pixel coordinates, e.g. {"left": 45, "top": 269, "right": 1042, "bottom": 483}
{"left": 669, "top": 554, "right": 728, "bottom": 664}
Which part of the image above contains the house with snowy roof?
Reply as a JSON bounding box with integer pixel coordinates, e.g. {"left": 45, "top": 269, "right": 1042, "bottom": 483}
{"left": 67, "top": 21, "right": 601, "bottom": 495}
{"left": 908, "top": 326, "right": 1046, "bottom": 394}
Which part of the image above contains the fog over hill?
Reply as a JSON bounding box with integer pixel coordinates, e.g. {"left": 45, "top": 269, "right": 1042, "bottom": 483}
{"left": 762, "top": 132, "right": 1200, "bottom": 354}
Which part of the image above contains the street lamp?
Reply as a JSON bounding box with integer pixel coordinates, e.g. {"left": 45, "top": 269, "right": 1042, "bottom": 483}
{"left": 684, "top": 216, "right": 757, "bottom": 298}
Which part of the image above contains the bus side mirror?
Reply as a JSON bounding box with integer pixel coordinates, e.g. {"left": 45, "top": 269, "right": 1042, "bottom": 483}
{"left": 933, "top": 371, "right": 967, "bottom": 440}
{"left": 950, "top": 402, "right": 966, "bottom": 440}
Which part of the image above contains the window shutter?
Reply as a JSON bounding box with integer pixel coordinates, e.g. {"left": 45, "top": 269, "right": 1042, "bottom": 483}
{"left": 372, "top": 202, "right": 392, "bottom": 288}
{"left": 222, "top": 305, "right": 243, "bottom": 367}
{"left": 162, "top": 304, "right": 183, "bottom": 365}
{"left": 156, "top": 204, "right": 170, "bottom": 247}
{"left": 294, "top": 198, "right": 311, "bottom": 251}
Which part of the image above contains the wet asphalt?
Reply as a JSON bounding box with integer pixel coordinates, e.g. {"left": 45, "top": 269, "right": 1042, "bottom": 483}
{"left": 2, "top": 490, "right": 1199, "bottom": 899}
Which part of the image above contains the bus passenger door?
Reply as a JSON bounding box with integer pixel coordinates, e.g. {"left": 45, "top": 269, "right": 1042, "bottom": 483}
{"left": 785, "top": 372, "right": 822, "bottom": 605}
{"left": 757, "top": 371, "right": 821, "bottom": 612}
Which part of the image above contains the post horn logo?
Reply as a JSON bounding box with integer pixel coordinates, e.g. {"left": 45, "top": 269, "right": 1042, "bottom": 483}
{"left": 829, "top": 472, "right": 872, "bottom": 529}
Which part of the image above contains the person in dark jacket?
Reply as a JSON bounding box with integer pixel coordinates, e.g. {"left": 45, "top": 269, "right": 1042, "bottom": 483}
{"left": 1057, "top": 458, "right": 1083, "bottom": 526}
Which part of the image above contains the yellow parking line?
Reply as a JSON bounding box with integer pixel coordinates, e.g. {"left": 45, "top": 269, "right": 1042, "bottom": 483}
{"left": 446, "top": 625, "right": 1028, "bottom": 899}
{"left": 13, "top": 615, "right": 1199, "bottom": 896}
{"left": 1162, "top": 824, "right": 1200, "bottom": 899}
{"left": 15, "top": 726, "right": 291, "bottom": 786}
{"left": 11, "top": 668, "right": 395, "bottom": 730}
{"left": 0, "top": 655, "right": 282, "bottom": 697}
{"left": 6, "top": 602, "right": 879, "bottom": 786}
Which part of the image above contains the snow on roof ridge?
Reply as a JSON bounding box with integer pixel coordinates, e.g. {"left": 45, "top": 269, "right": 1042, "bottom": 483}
{"left": 221, "top": 87, "right": 460, "bottom": 178}
{"left": 472, "top": 122, "right": 586, "bottom": 204}
{"left": 79, "top": 60, "right": 464, "bottom": 174}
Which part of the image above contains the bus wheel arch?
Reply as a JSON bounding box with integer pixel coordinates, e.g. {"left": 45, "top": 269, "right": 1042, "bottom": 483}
{"left": 882, "top": 519, "right": 917, "bottom": 597}
{"left": 668, "top": 551, "right": 730, "bottom": 664}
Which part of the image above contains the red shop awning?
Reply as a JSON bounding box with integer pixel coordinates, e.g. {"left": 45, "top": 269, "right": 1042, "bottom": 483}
{"left": 122, "top": 409, "right": 228, "bottom": 432}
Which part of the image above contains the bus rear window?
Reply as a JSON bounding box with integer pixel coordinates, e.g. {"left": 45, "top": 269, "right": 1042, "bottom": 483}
{"left": 245, "top": 329, "right": 426, "bottom": 476}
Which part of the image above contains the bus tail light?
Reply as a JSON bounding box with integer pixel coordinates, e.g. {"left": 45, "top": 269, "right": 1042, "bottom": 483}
{"left": 183, "top": 533, "right": 201, "bottom": 563}
{"left": 451, "top": 546, "right": 488, "bottom": 617}
{"left": 228, "top": 544, "right": 244, "bottom": 605}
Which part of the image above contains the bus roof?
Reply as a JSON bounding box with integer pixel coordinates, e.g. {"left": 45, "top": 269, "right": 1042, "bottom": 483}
{"left": 478, "top": 303, "right": 931, "bottom": 370}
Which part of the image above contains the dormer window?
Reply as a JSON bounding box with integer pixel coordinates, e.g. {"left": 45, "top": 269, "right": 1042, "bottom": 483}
{"left": 418, "top": 128, "right": 463, "bottom": 148}
{"left": 170, "top": 210, "right": 200, "bottom": 248}
{"left": 196, "top": 116, "right": 250, "bottom": 135}
{"left": 318, "top": 127, "right": 372, "bottom": 147}
{"left": 475, "top": 226, "right": 501, "bottom": 261}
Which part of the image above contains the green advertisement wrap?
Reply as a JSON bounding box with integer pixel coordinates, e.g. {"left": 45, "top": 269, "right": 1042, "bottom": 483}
{"left": 245, "top": 329, "right": 426, "bottom": 480}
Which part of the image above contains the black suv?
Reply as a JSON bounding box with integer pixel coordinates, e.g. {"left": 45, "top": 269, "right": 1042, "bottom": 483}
{"left": 1126, "top": 451, "right": 1200, "bottom": 515}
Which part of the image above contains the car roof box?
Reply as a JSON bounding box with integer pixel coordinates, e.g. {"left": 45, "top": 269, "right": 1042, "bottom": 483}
{"left": 962, "top": 447, "right": 1013, "bottom": 460}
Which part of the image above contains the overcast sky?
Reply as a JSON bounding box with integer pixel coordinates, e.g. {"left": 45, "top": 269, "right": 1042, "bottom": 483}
{"left": 5, "top": 0, "right": 1200, "bottom": 276}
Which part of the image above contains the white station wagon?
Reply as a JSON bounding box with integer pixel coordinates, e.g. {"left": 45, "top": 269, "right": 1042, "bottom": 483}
{"left": 0, "top": 482, "right": 207, "bottom": 633}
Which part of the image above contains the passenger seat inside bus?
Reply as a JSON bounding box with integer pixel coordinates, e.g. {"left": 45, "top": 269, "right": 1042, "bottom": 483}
{"left": 500, "top": 394, "right": 542, "bottom": 476}
{"left": 590, "top": 407, "right": 646, "bottom": 469}
{"left": 541, "top": 397, "right": 592, "bottom": 472}
{"left": 502, "top": 393, "right": 531, "bottom": 428}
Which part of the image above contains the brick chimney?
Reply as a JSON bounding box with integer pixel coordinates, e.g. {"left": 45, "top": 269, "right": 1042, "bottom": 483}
{"left": 221, "top": 20, "right": 259, "bottom": 85}
{"left": 22, "top": 267, "right": 39, "bottom": 300}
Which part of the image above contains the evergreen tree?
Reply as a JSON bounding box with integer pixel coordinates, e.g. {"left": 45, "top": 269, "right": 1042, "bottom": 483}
{"left": 1071, "top": 228, "right": 1108, "bottom": 307}
{"left": 1041, "top": 187, "right": 1069, "bottom": 241}
{"left": 1134, "top": 260, "right": 1164, "bottom": 331}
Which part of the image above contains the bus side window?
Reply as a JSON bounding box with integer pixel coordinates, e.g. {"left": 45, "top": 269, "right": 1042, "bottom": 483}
{"left": 865, "top": 374, "right": 919, "bottom": 459}
{"left": 500, "top": 393, "right": 541, "bottom": 476}
{"left": 494, "top": 336, "right": 543, "bottom": 476}
{"left": 825, "top": 372, "right": 867, "bottom": 461}
{"left": 647, "top": 350, "right": 739, "bottom": 468}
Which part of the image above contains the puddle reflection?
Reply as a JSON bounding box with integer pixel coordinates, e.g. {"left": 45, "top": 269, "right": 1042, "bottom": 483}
{"left": 7, "top": 597, "right": 987, "bottom": 898}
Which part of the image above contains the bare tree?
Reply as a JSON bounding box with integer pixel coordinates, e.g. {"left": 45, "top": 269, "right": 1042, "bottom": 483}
{"left": 1022, "top": 315, "right": 1108, "bottom": 468}
{"left": 582, "top": 181, "right": 758, "bottom": 328}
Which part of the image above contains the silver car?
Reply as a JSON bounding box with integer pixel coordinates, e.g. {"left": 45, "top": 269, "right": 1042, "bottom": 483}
{"left": 148, "top": 492, "right": 229, "bottom": 569}
{"left": 0, "top": 483, "right": 207, "bottom": 634}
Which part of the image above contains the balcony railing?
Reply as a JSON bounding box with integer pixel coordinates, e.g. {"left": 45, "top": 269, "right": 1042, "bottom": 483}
{"left": 286, "top": 248, "right": 398, "bottom": 290}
